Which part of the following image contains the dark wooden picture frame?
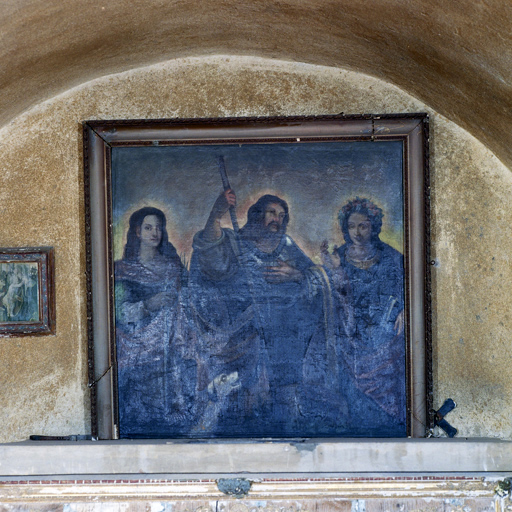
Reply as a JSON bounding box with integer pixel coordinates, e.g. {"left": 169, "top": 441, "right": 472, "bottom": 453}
{"left": 0, "top": 247, "right": 55, "bottom": 336}
{"left": 84, "top": 114, "right": 430, "bottom": 440}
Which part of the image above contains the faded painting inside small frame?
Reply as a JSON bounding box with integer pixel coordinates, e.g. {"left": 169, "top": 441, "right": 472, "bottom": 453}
{"left": 0, "top": 247, "right": 55, "bottom": 336}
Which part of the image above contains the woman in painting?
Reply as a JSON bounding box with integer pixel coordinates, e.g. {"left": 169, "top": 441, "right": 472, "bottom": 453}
{"left": 321, "top": 197, "right": 406, "bottom": 434}
{"left": 115, "top": 206, "right": 194, "bottom": 437}
{"left": 4, "top": 265, "right": 25, "bottom": 320}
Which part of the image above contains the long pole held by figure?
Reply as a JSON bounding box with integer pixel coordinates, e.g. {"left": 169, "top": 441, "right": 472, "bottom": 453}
{"left": 217, "top": 156, "right": 240, "bottom": 234}
{"left": 216, "top": 155, "right": 269, "bottom": 356}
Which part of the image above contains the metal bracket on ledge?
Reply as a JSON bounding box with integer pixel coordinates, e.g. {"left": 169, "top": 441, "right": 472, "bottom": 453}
{"left": 217, "top": 478, "right": 252, "bottom": 498}
{"left": 433, "top": 398, "right": 458, "bottom": 438}
{"left": 495, "top": 478, "right": 512, "bottom": 498}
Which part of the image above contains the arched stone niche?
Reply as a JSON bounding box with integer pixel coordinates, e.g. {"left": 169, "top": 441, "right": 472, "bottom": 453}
{"left": 0, "top": 56, "right": 511, "bottom": 444}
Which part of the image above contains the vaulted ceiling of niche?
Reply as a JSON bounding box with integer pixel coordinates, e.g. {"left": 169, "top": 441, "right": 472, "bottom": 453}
{"left": 2, "top": 1, "right": 511, "bottom": 168}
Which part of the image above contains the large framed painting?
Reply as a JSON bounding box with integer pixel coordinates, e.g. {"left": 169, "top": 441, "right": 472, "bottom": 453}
{"left": 84, "top": 114, "right": 430, "bottom": 440}
{"left": 0, "top": 247, "right": 55, "bottom": 336}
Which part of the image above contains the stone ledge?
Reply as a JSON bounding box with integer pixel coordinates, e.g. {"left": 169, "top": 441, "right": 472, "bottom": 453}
{"left": 0, "top": 439, "right": 511, "bottom": 478}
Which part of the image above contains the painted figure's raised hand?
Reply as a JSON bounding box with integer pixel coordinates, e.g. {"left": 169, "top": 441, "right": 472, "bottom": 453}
{"left": 204, "top": 189, "right": 237, "bottom": 241}
{"left": 211, "top": 189, "right": 236, "bottom": 220}
{"left": 320, "top": 240, "right": 341, "bottom": 270}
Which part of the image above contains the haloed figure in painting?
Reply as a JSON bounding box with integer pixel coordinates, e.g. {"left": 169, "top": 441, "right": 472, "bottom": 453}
{"left": 322, "top": 197, "right": 407, "bottom": 435}
{"left": 114, "top": 207, "right": 194, "bottom": 437}
{"left": 189, "top": 189, "right": 342, "bottom": 437}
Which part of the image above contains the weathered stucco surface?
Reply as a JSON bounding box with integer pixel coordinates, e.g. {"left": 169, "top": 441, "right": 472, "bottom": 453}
{"left": 0, "top": 56, "right": 510, "bottom": 442}
{"left": 1, "top": 0, "right": 512, "bottom": 172}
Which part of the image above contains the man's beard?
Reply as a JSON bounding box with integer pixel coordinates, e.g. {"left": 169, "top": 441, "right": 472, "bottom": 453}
{"left": 240, "top": 219, "right": 286, "bottom": 242}
{"left": 259, "top": 221, "right": 285, "bottom": 240}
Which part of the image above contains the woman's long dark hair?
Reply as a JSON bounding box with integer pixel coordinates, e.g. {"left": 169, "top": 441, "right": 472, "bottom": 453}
{"left": 123, "top": 207, "right": 182, "bottom": 267}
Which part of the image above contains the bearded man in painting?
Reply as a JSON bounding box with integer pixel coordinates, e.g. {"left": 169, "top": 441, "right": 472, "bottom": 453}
{"left": 188, "top": 189, "right": 345, "bottom": 438}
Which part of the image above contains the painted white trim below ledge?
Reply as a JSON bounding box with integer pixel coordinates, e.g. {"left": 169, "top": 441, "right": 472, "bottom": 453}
{"left": 0, "top": 478, "right": 502, "bottom": 502}
{"left": 0, "top": 439, "right": 512, "bottom": 478}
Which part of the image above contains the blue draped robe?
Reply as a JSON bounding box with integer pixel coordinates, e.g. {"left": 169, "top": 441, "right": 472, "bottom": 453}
{"left": 188, "top": 228, "right": 344, "bottom": 437}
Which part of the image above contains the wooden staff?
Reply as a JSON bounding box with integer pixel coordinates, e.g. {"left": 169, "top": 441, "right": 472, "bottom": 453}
{"left": 217, "top": 155, "right": 240, "bottom": 233}
{"left": 216, "top": 156, "right": 268, "bottom": 346}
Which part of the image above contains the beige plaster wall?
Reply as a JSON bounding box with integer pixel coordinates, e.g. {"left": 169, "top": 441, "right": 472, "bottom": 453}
{"left": 0, "top": 56, "right": 510, "bottom": 442}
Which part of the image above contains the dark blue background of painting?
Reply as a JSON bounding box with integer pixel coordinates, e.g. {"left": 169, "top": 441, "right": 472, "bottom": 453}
{"left": 112, "top": 141, "right": 403, "bottom": 262}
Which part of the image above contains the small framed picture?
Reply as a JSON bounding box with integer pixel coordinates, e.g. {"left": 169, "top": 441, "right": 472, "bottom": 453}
{"left": 0, "top": 247, "right": 55, "bottom": 336}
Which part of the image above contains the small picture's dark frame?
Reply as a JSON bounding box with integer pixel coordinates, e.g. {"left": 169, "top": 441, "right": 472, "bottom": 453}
{"left": 84, "top": 114, "right": 430, "bottom": 440}
{"left": 0, "top": 247, "right": 55, "bottom": 336}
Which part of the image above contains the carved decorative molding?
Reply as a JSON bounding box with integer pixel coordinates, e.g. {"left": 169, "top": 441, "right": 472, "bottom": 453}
{"left": 0, "top": 477, "right": 498, "bottom": 502}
